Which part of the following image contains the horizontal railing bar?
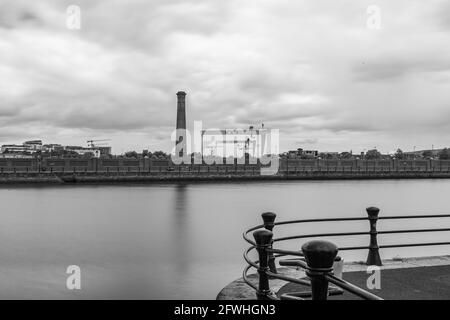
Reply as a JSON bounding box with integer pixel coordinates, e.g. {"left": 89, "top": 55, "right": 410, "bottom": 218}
{"left": 267, "top": 248, "right": 304, "bottom": 257}
{"left": 273, "top": 253, "right": 292, "bottom": 259}
{"left": 312, "top": 241, "right": 450, "bottom": 251}
{"left": 274, "top": 231, "right": 369, "bottom": 242}
{"left": 379, "top": 242, "right": 450, "bottom": 249}
{"left": 325, "top": 274, "right": 383, "bottom": 300}
{"left": 244, "top": 214, "right": 450, "bottom": 246}
{"left": 274, "top": 217, "right": 367, "bottom": 226}
{"left": 338, "top": 246, "right": 369, "bottom": 251}
{"left": 379, "top": 214, "right": 450, "bottom": 220}
{"left": 378, "top": 228, "right": 450, "bottom": 235}
{"left": 273, "top": 228, "right": 450, "bottom": 243}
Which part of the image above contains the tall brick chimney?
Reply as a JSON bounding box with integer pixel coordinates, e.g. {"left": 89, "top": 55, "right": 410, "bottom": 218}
{"left": 175, "top": 91, "right": 187, "bottom": 157}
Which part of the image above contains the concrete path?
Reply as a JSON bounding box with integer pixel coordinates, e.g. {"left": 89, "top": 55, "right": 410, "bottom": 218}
{"left": 278, "top": 264, "right": 450, "bottom": 300}
{"left": 217, "top": 255, "right": 450, "bottom": 300}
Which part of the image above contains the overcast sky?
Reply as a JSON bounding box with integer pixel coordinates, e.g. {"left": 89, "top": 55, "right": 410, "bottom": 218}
{"left": 1, "top": 0, "right": 450, "bottom": 154}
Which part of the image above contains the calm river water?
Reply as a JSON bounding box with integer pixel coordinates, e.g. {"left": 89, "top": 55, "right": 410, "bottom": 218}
{"left": 0, "top": 179, "right": 449, "bottom": 299}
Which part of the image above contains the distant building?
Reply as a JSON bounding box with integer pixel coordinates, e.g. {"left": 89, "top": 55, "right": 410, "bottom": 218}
{"left": 97, "top": 146, "right": 112, "bottom": 157}
{"left": 319, "top": 151, "right": 339, "bottom": 159}
{"left": 1, "top": 144, "right": 30, "bottom": 154}
{"left": 1, "top": 140, "right": 110, "bottom": 158}
{"left": 298, "top": 148, "right": 318, "bottom": 158}
{"left": 404, "top": 149, "right": 442, "bottom": 158}
{"left": 1, "top": 140, "right": 42, "bottom": 155}
{"left": 23, "top": 140, "right": 42, "bottom": 150}
{"left": 65, "top": 146, "right": 101, "bottom": 158}
{"left": 42, "top": 144, "right": 64, "bottom": 152}
{"left": 287, "top": 148, "right": 319, "bottom": 158}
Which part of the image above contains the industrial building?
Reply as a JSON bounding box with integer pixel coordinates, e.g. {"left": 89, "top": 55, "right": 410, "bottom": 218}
{"left": 0, "top": 140, "right": 111, "bottom": 158}
{"left": 201, "top": 126, "right": 270, "bottom": 159}
{"left": 174, "top": 91, "right": 272, "bottom": 160}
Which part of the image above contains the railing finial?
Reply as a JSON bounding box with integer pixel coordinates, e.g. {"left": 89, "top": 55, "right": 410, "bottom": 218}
{"left": 302, "top": 240, "right": 338, "bottom": 300}
{"left": 261, "top": 212, "right": 276, "bottom": 230}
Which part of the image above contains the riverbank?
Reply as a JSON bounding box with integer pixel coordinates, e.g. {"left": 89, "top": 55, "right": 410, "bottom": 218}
{"left": 1, "top": 170, "right": 450, "bottom": 184}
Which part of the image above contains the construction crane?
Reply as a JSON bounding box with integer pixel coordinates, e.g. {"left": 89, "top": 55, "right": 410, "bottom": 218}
{"left": 87, "top": 139, "right": 111, "bottom": 148}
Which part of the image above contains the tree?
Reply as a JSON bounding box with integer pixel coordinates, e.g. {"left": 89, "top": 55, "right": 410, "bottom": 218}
{"left": 63, "top": 150, "right": 79, "bottom": 158}
{"left": 438, "top": 148, "right": 450, "bottom": 160}
{"left": 318, "top": 152, "right": 336, "bottom": 159}
{"left": 152, "top": 150, "right": 168, "bottom": 158}
{"left": 125, "top": 151, "right": 138, "bottom": 158}
{"left": 422, "top": 150, "right": 433, "bottom": 159}
{"left": 365, "top": 149, "right": 382, "bottom": 160}
{"left": 340, "top": 151, "right": 353, "bottom": 159}
{"left": 394, "top": 148, "right": 405, "bottom": 160}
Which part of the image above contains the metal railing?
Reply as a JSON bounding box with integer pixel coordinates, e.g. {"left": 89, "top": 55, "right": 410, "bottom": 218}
{"left": 243, "top": 207, "right": 450, "bottom": 300}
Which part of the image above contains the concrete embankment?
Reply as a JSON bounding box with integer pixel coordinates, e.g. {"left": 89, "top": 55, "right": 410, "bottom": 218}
{"left": 1, "top": 170, "right": 450, "bottom": 184}
{"left": 0, "top": 173, "right": 64, "bottom": 184}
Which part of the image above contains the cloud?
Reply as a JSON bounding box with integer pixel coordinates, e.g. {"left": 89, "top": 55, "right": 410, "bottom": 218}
{"left": 1, "top": 0, "right": 450, "bottom": 153}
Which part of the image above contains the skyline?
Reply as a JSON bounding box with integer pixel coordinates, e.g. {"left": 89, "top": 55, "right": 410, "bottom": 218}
{"left": 1, "top": 0, "right": 450, "bottom": 154}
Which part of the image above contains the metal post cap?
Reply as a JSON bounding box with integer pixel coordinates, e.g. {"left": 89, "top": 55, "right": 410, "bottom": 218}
{"left": 301, "top": 240, "right": 338, "bottom": 270}
{"left": 366, "top": 207, "right": 380, "bottom": 218}
{"left": 253, "top": 229, "right": 273, "bottom": 246}
{"left": 261, "top": 212, "right": 276, "bottom": 225}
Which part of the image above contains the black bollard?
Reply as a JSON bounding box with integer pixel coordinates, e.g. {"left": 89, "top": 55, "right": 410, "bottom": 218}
{"left": 366, "top": 207, "right": 382, "bottom": 266}
{"left": 302, "top": 240, "right": 338, "bottom": 300}
{"left": 253, "top": 229, "right": 273, "bottom": 299}
{"left": 261, "top": 212, "right": 277, "bottom": 273}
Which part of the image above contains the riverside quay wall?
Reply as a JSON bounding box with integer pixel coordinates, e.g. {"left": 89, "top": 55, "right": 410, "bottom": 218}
{"left": 1, "top": 158, "right": 450, "bottom": 184}
{"left": 0, "top": 158, "right": 450, "bottom": 184}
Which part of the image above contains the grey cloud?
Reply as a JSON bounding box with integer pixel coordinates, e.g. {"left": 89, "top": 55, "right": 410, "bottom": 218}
{"left": 1, "top": 0, "right": 450, "bottom": 153}
{"left": 353, "top": 57, "right": 450, "bottom": 81}
{"left": 296, "top": 138, "right": 318, "bottom": 145}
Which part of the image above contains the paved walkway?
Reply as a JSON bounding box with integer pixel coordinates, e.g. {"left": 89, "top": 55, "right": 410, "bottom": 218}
{"left": 217, "top": 255, "right": 450, "bottom": 300}
{"left": 277, "top": 264, "right": 450, "bottom": 300}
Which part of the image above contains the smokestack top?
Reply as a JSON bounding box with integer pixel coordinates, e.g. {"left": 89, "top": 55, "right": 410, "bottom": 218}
{"left": 177, "top": 91, "right": 186, "bottom": 96}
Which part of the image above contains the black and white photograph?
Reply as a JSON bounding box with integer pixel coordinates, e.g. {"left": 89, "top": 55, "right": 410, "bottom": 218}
{"left": 1, "top": 0, "right": 450, "bottom": 313}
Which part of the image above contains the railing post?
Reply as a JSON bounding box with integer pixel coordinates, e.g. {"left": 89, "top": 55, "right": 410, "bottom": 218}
{"left": 261, "top": 212, "right": 277, "bottom": 273}
{"left": 302, "top": 240, "right": 338, "bottom": 300}
{"left": 366, "top": 207, "right": 382, "bottom": 266}
{"left": 253, "top": 229, "right": 273, "bottom": 299}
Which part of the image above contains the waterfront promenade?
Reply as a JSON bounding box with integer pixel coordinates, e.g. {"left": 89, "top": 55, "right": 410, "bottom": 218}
{"left": 218, "top": 256, "right": 450, "bottom": 300}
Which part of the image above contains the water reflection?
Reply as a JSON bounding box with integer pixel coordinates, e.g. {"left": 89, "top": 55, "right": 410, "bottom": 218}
{"left": 172, "top": 183, "right": 190, "bottom": 273}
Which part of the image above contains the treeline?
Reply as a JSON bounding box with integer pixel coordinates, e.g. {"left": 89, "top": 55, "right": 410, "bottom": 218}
{"left": 28, "top": 148, "right": 450, "bottom": 161}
